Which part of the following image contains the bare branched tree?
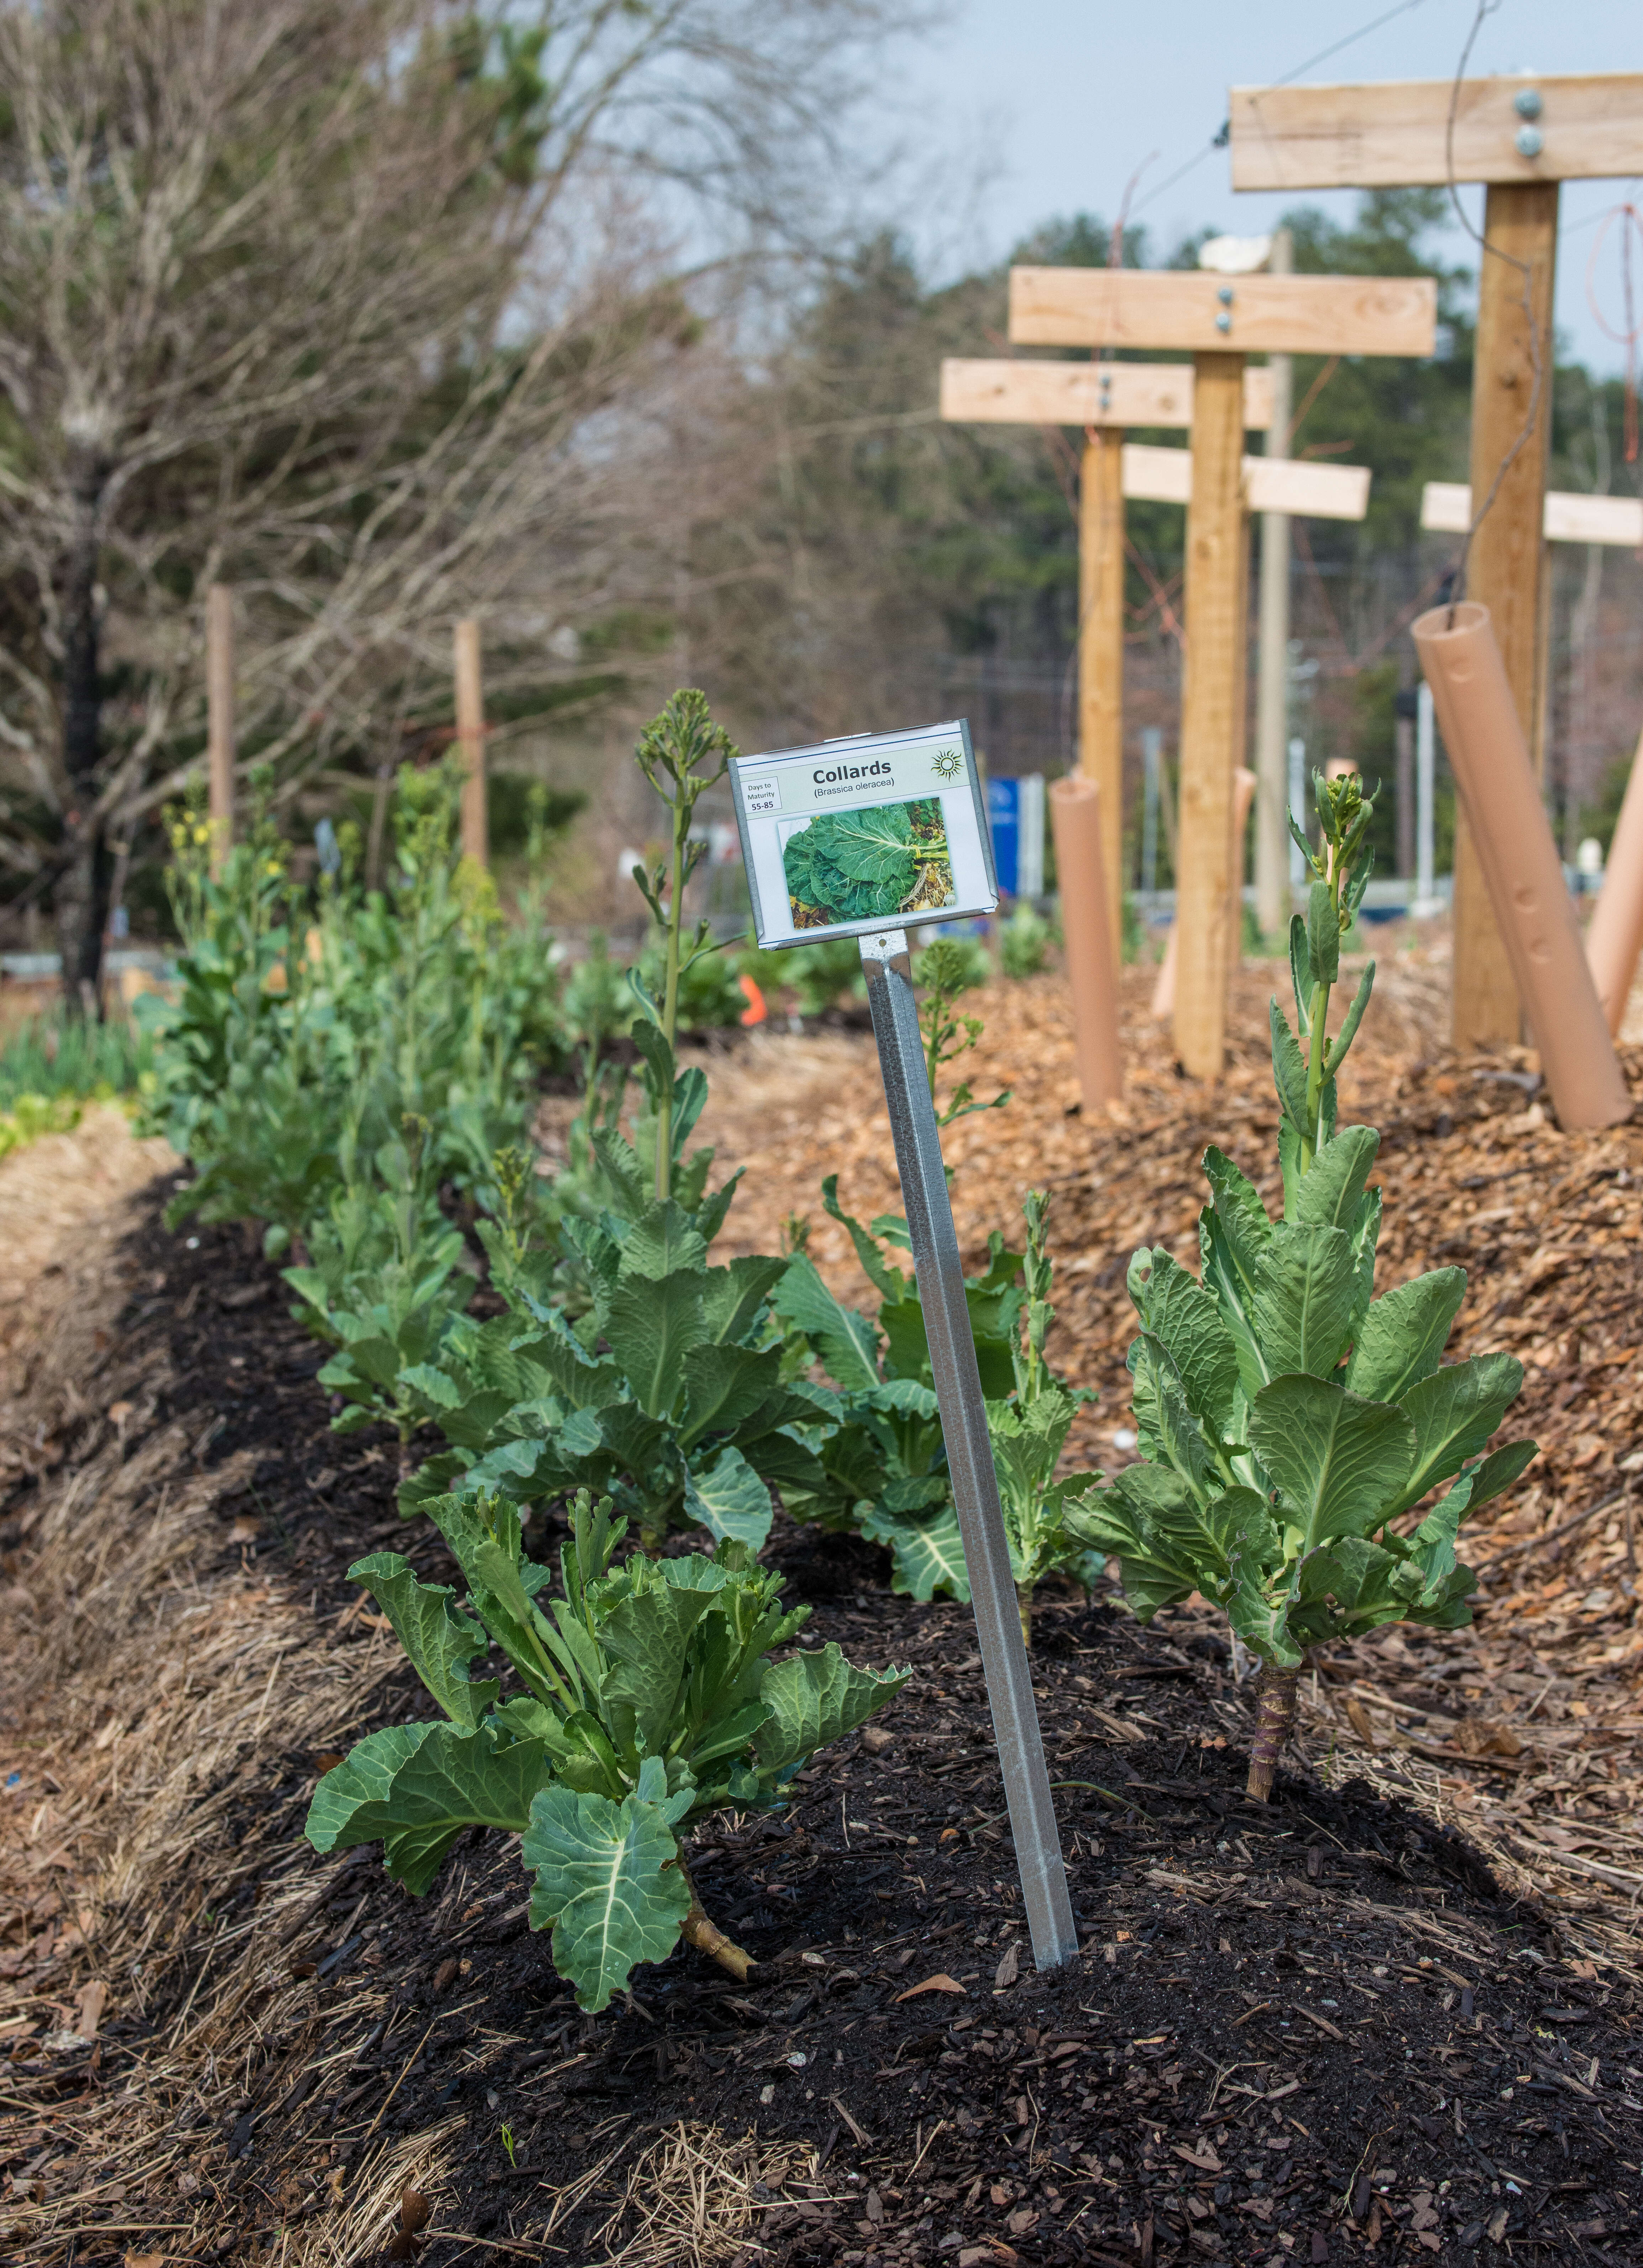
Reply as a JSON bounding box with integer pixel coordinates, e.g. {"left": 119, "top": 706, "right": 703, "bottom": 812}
{"left": 0, "top": 0, "right": 931, "bottom": 1001}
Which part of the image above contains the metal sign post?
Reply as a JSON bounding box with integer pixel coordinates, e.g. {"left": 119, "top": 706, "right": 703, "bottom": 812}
{"left": 858, "top": 926, "right": 1078, "bottom": 1973}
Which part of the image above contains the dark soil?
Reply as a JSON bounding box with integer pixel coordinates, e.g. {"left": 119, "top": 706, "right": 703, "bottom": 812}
{"left": 6, "top": 1195, "right": 1642, "bottom": 2266}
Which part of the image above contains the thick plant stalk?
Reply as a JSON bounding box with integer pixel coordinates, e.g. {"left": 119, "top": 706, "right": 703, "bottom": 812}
{"left": 1246, "top": 1663, "right": 1301, "bottom": 1801}
{"left": 654, "top": 817, "right": 686, "bottom": 1203}
{"left": 1016, "top": 1582, "right": 1033, "bottom": 1652}
{"left": 677, "top": 1857, "right": 756, "bottom": 1982}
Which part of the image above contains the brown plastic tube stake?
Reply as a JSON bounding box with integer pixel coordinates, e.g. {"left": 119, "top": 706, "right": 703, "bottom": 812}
{"left": 1227, "top": 765, "right": 1258, "bottom": 966}
{"left": 1150, "top": 920, "right": 1177, "bottom": 1022}
{"left": 1412, "top": 602, "right": 1629, "bottom": 1130}
{"left": 1584, "top": 723, "right": 1643, "bottom": 1035}
{"left": 1048, "top": 774, "right": 1123, "bottom": 1108}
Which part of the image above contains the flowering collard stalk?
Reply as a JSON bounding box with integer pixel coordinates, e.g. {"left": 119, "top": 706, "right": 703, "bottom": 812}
{"left": 629, "top": 691, "right": 739, "bottom": 1202}
{"left": 1068, "top": 772, "right": 1536, "bottom": 1799}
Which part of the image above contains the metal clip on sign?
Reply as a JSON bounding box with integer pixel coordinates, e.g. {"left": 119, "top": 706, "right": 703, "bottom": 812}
{"left": 858, "top": 926, "right": 1078, "bottom": 1972}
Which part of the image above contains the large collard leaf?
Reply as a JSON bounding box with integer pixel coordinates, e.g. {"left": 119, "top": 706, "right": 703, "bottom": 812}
{"left": 1066, "top": 1464, "right": 1201, "bottom": 1619}
{"left": 1127, "top": 1249, "right": 1239, "bottom": 1439}
{"left": 600, "top": 1272, "right": 708, "bottom": 1416}
{"left": 1128, "top": 1332, "right": 1219, "bottom": 1504}
{"left": 1287, "top": 915, "right": 1313, "bottom": 1039}
{"left": 699, "top": 1256, "right": 788, "bottom": 1347}
{"left": 1387, "top": 1353, "right": 1525, "bottom": 1516}
{"left": 1249, "top": 1374, "right": 1414, "bottom": 1548}
{"left": 1268, "top": 1000, "right": 1313, "bottom": 1140}
{"left": 754, "top": 1641, "right": 910, "bottom": 1772}
{"left": 679, "top": 1343, "right": 786, "bottom": 1448}
{"left": 1250, "top": 1223, "right": 1357, "bottom": 1380}
{"left": 347, "top": 1554, "right": 498, "bottom": 1728}
{"left": 1293, "top": 1126, "right": 1379, "bottom": 1232}
{"left": 773, "top": 1254, "right": 880, "bottom": 1391}
{"left": 1305, "top": 877, "right": 1339, "bottom": 988}
{"left": 1225, "top": 1516, "right": 1304, "bottom": 1669}
{"left": 1346, "top": 1268, "right": 1466, "bottom": 1406}
{"left": 619, "top": 1201, "right": 709, "bottom": 1281}
{"left": 424, "top": 1493, "right": 569, "bottom": 1709}
{"left": 522, "top": 1755, "right": 695, "bottom": 2012}
{"left": 306, "top": 1721, "right": 552, "bottom": 1896}
{"left": 598, "top": 1562, "right": 728, "bottom": 1752}
{"left": 1202, "top": 1148, "right": 1272, "bottom": 1287}
{"left": 1439, "top": 1437, "right": 1537, "bottom": 1521}
{"left": 683, "top": 1444, "right": 774, "bottom": 1549}
{"left": 862, "top": 1500, "right": 970, "bottom": 1601}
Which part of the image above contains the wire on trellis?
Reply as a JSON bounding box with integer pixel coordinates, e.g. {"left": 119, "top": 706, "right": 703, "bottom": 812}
{"left": 1585, "top": 200, "right": 1643, "bottom": 467}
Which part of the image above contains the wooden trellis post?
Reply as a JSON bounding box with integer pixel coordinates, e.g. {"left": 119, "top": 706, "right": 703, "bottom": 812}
{"left": 454, "top": 618, "right": 487, "bottom": 868}
{"left": 1229, "top": 68, "right": 1643, "bottom": 1047}
{"left": 1006, "top": 266, "right": 1433, "bottom": 1077}
{"left": 940, "top": 358, "right": 1274, "bottom": 972}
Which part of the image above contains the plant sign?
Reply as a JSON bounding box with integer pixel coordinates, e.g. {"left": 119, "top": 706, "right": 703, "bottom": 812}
{"left": 729, "top": 721, "right": 997, "bottom": 948}
{"left": 732, "top": 718, "right": 1077, "bottom": 1975}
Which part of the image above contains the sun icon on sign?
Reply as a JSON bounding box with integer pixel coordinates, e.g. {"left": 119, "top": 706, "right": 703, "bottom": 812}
{"left": 932, "top": 747, "right": 963, "bottom": 782}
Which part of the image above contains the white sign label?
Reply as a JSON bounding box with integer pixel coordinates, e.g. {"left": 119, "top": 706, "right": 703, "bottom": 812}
{"left": 728, "top": 722, "right": 996, "bottom": 950}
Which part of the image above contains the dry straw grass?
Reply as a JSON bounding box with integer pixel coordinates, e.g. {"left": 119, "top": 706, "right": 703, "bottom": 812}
{"left": 0, "top": 1135, "right": 408, "bottom": 2262}
{"left": 593, "top": 2123, "right": 815, "bottom": 2266}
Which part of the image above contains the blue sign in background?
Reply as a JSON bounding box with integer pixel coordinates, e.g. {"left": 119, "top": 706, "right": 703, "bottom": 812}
{"left": 985, "top": 775, "right": 1044, "bottom": 898}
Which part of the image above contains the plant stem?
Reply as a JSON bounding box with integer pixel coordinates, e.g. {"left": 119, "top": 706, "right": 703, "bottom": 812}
{"left": 1016, "top": 1581, "right": 1033, "bottom": 1652}
{"left": 654, "top": 815, "right": 687, "bottom": 1203}
{"left": 676, "top": 1855, "right": 756, "bottom": 1982}
{"left": 1245, "top": 1662, "right": 1302, "bottom": 1801}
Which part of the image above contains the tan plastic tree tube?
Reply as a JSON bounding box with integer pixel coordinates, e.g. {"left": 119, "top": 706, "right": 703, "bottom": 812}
{"left": 1584, "top": 723, "right": 1643, "bottom": 1035}
{"left": 1412, "top": 602, "right": 1630, "bottom": 1130}
{"left": 1049, "top": 774, "right": 1123, "bottom": 1107}
{"left": 1150, "top": 920, "right": 1177, "bottom": 1021}
{"left": 1227, "top": 765, "right": 1258, "bottom": 966}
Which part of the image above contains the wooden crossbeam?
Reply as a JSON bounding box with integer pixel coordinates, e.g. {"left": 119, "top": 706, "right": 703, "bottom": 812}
{"left": 938, "top": 357, "right": 1273, "bottom": 430}
{"left": 1124, "top": 444, "right": 1369, "bottom": 521}
{"left": 1229, "top": 73, "right": 1643, "bottom": 191}
{"left": 1009, "top": 266, "right": 1436, "bottom": 358}
{"left": 1423, "top": 481, "right": 1643, "bottom": 549}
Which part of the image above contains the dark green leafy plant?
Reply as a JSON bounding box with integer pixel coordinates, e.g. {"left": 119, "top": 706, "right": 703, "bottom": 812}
{"left": 773, "top": 1177, "right": 1024, "bottom": 1599}
{"left": 1067, "top": 771, "right": 1536, "bottom": 1798}
{"left": 305, "top": 1488, "right": 907, "bottom": 2010}
{"left": 783, "top": 798, "right": 952, "bottom": 925}
{"left": 987, "top": 1191, "right": 1104, "bottom": 1646}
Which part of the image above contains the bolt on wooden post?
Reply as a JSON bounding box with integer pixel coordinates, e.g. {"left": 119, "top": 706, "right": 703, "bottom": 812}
{"left": 454, "top": 617, "right": 487, "bottom": 868}
{"left": 1004, "top": 265, "right": 1426, "bottom": 1076}
{"left": 1229, "top": 67, "right": 1643, "bottom": 1048}
{"left": 206, "top": 583, "right": 235, "bottom": 877}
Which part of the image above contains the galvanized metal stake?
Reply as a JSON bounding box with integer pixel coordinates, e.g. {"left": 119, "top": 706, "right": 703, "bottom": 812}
{"left": 859, "top": 928, "right": 1079, "bottom": 1973}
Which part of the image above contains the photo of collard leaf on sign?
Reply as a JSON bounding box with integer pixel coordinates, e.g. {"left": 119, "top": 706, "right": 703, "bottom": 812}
{"left": 781, "top": 797, "right": 956, "bottom": 929}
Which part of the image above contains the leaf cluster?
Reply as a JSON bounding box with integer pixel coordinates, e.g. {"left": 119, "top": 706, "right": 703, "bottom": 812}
{"left": 307, "top": 1489, "right": 906, "bottom": 2009}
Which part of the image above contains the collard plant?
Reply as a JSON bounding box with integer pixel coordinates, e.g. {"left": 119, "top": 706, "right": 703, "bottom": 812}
{"left": 375, "top": 695, "right": 825, "bottom": 1551}
{"left": 1068, "top": 772, "right": 1535, "bottom": 1798}
{"left": 784, "top": 798, "right": 952, "bottom": 926}
{"left": 305, "top": 1489, "right": 906, "bottom": 2010}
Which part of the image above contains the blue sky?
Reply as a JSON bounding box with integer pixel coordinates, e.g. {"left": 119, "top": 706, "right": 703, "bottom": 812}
{"left": 888, "top": 0, "right": 1643, "bottom": 375}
